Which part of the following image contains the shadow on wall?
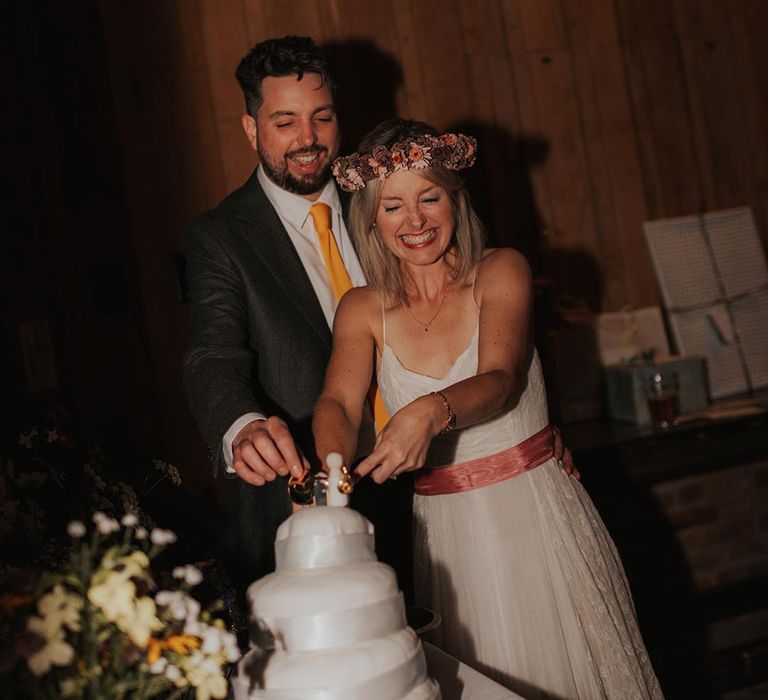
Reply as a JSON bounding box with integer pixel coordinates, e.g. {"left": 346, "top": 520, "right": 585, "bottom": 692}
{"left": 445, "top": 120, "right": 549, "bottom": 274}
{"left": 537, "top": 248, "right": 605, "bottom": 425}
{"left": 322, "top": 40, "right": 403, "bottom": 154}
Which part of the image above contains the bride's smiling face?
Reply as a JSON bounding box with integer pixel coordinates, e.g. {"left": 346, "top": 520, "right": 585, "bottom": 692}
{"left": 374, "top": 170, "right": 455, "bottom": 266}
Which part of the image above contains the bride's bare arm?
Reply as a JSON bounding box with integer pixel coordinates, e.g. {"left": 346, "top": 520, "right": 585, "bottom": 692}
{"left": 446, "top": 247, "right": 534, "bottom": 425}
{"left": 312, "top": 289, "right": 378, "bottom": 470}
{"left": 356, "top": 248, "right": 533, "bottom": 482}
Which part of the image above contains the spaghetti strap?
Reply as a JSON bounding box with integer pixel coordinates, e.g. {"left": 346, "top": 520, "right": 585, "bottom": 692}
{"left": 471, "top": 268, "right": 481, "bottom": 312}
{"left": 381, "top": 293, "right": 387, "bottom": 346}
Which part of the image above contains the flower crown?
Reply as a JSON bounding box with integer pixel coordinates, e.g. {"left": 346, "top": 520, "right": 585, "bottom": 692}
{"left": 332, "top": 132, "right": 478, "bottom": 192}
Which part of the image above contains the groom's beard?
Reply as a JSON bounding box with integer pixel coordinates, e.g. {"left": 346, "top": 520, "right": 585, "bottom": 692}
{"left": 259, "top": 144, "right": 338, "bottom": 196}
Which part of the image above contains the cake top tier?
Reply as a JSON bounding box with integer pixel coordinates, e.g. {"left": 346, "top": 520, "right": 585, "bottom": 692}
{"left": 275, "top": 506, "right": 376, "bottom": 571}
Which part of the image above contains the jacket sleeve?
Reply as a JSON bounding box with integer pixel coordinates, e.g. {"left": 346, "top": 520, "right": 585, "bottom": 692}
{"left": 181, "top": 213, "right": 264, "bottom": 476}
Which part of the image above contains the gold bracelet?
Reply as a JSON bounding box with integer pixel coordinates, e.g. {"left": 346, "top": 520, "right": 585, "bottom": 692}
{"left": 431, "top": 391, "right": 456, "bottom": 433}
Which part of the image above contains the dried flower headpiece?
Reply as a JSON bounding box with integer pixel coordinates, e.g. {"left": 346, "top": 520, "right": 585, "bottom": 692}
{"left": 332, "top": 132, "right": 478, "bottom": 192}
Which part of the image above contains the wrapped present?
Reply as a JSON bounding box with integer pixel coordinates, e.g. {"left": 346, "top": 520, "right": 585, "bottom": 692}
{"left": 604, "top": 355, "right": 709, "bottom": 426}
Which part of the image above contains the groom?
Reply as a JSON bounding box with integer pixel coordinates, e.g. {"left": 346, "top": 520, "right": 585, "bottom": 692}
{"left": 183, "top": 36, "right": 386, "bottom": 591}
{"left": 182, "top": 35, "right": 574, "bottom": 591}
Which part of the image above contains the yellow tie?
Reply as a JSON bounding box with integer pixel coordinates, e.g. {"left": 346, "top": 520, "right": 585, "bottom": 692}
{"left": 309, "top": 202, "right": 390, "bottom": 432}
{"left": 309, "top": 203, "right": 352, "bottom": 301}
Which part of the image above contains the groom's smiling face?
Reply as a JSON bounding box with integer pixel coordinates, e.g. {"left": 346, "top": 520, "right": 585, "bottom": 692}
{"left": 243, "top": 73, "right": 341, "bottom": 201}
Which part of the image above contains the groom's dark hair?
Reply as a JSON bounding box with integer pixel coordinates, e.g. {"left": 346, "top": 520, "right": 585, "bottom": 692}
{"left": 236, "top": 35, "right": 337, "bottom": 117}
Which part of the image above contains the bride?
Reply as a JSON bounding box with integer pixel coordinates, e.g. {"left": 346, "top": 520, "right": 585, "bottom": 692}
{"left": 312, "top": 118, "right": 663, "bottom": 699}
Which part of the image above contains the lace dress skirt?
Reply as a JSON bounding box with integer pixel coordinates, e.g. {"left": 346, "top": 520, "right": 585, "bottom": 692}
{"left": 413, "top": 457, "right": 664, "bottom": 700}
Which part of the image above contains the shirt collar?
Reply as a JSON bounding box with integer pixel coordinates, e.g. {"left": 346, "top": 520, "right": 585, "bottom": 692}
{"left": 257, "top": 165, "right": 342, "bottom": 231}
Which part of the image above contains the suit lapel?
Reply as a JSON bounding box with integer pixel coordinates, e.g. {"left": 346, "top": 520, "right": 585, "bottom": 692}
{"left": 234, "top": 173, "right": 332, "bottom": 350}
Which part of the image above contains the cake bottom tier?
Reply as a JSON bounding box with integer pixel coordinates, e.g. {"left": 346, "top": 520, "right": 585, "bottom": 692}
{"left": 232, "top": 629, "right": 440, "bottom": 700}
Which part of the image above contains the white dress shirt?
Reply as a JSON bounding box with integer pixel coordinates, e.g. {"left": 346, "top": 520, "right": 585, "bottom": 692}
{"left": 223, "top": 166, "right": 368, "bottom": 471}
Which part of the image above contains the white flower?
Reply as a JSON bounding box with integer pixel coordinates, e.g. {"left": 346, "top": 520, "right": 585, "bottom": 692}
{"left": 223, "top": 632, "right": 240, "bottom": 662}
{"left": 184, "top": 618, "right": 203, "bottom": 637}
{"left": 155, "top": 589, "right": 200, "bottom": 622}
{"left": 46, "top": 429, "right": 59, "bottom": 443}
{"left": 38, "top": 584, "right": 82, "bottom": 632}
{"left": 88, "top": 572, "right": 136, "bottom": 621}
{"left": 135, "top": 526, "right": 148, "bottom": 540}
{"left": 149, "top": 656, "right": 168, "bottom": 675}
{"left": 119, "top": 550, "right": 150, "bottom": 578}
{"left": 150, "top": 528, "right": 177, "bottom": 546}
{"left": 120, "top": 595, "right": 163, "bottom": 647}
{"left": 185, "top": 650, "right": 204, "bottom": 668}
{"left": 121, "top": 512, "right": 139, "bottom": 527}
{"left": 155, "top": 590, "right": 175, "bottom": 606}
{"left": 165, "top": 664, "right": 183, "bottom": 682}
{"left": 26, "top": 618, "right": 74, "bottom": 675}
{"left": 186, "top": 662, "right": 228, "bottom": 700}
{"left": 173, "top": 564, "right": 203, "bottom": 587}
{"left": 66, "top": 520, "right": 86, "bottom": 538}
{"left": 198, "top": 623, "right": 240, "bottom": 662}
{"left": 95, "top": 515, "right": 120, "bottom": 535}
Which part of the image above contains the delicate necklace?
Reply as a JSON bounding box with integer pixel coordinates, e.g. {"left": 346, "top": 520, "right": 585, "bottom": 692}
{"left": 407, "top": 288, "right": 449, "bottom": 331}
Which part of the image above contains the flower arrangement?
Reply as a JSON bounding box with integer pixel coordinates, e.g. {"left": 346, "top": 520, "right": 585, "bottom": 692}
{"left": 1, "top": 512, "right": 240, "bottom": 699}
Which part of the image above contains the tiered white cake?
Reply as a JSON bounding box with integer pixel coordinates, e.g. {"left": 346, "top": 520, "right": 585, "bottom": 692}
{"left": 232, "top": 506, "right": 440, "bottom": 699}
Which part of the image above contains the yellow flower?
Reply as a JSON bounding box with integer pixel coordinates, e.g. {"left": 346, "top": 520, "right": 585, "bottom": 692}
{"left": 147, "top": 637, "right": 164, "bottom": 666}
{"left": 165, "top": 634, "right": 200, "bottom": 655}
{"left": 26, "top": 618, "right": 74, "bottom": 675}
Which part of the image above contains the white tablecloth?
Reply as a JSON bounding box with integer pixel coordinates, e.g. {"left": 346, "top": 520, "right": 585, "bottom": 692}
{"left": 424, "top": 643, "right": 524, "bottom": 700}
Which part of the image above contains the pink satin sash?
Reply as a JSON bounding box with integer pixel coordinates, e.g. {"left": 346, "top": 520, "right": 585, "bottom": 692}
{"left": 414, "top": 425, "right": 554, "bottom": 496}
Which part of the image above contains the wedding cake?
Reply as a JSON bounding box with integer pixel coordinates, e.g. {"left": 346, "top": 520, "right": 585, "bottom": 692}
{"left": 231, "top": 505, "right": 440, "bottom": 699}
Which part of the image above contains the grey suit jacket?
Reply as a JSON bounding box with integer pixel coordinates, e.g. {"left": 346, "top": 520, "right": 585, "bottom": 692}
{"left": 182, "top": 169, "right": 334, "bottom": 582}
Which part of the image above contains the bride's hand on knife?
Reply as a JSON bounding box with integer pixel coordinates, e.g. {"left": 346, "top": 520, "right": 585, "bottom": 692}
{"left": 355, "top": 396, "right": 445, "bottom": 484}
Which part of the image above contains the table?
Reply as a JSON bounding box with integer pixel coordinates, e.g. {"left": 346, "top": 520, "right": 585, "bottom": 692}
{"left": 424, "top": 643, "right": 523, "bottom": 700}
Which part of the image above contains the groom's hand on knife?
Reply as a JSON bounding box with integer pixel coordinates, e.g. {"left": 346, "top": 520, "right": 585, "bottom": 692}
{"left": 232, "top": 417, "right": 309, "bottom": 487}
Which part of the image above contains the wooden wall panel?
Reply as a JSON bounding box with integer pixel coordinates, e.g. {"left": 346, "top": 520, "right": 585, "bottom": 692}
{"left": 389, "top": 0, "right": 430, "bottom": 122}
{"left": 673, "top": 0, "right": 751, "bottom": 210}
{"left": 623, "top": 38, "right": 704, "bottom": 217}
{"left": 563, "top": 0, "right": 655, "bottom": 308}
{"left": 258, "top": 0, "right": 324, "bottom": 41}
{"left": 729, "top": 0, "right": 768, "bottom": 248}
{"left": 515, "top": 0, "right": 565, "bottom": 49}
{"left": 196, "top": 0, "right": 256, "bottom": 195}
{"left": 405, "top": 0, "right": 476, "bottom": 128}
{"left": 74, "top": 0, "right": 768, "bottom": 477}
{"left": 525, "top": 45, "right": 603, "bottom": 304}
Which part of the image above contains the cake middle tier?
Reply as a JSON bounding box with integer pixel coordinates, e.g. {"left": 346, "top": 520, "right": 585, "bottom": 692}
{"left": 248, "top": 561, "right": 403, "bottom": 651}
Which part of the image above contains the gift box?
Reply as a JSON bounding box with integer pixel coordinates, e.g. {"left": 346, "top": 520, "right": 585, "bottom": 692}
{"left": 604, "top": 355, "right": 709, "bottom": 425}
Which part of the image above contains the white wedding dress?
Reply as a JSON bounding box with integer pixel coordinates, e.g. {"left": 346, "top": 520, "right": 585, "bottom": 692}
{"left": 377, "top": 312, "right": 663, "bottom": 699}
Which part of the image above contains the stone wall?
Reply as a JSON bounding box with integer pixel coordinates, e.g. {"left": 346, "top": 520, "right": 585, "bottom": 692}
{"left": 651, "top": 460, "right": 768, "bottom": 592}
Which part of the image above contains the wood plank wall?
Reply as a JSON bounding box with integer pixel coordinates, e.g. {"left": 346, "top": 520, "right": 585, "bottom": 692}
{"left": 10, "top": 1, "right": 766, "bottom": 489}
{"left": 92, "top": 0, "right": 768, "bottom": 482}
{"left": 101, "top": 0, "right": 768, "bottom": 308}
